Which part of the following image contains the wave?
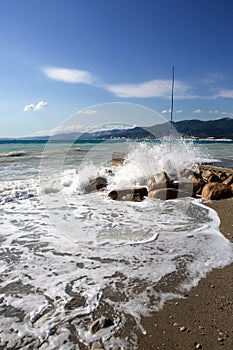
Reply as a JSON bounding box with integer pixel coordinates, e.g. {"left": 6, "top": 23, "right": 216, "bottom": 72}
{"left": 0, "top": 150, "right": 27, "bottom": 157}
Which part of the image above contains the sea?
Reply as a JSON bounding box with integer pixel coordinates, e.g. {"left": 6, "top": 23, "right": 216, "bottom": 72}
{"left": 0, "top": 138, "right": 233, "bottom": 349}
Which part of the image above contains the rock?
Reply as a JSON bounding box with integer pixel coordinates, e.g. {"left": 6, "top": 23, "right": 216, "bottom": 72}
{"left": 201, "top": 170, "right": 221, "bottom": 183}
{"left": 216, "top": 171, "right": 228, "bottom": 182}
{"left": 83, "top": 177, "right": 107, "bottom": 193}
{"left": 108, "top": 187, "right": 148, "bottom": 201}
{"left": 207, "top": 173, "right": 221, "bottom": 183}
{"left": 147, "top": 172, "right": 172, "bottom": 192}
{"left": 202, "top": 182, "right": 232, "bottom": 200}
{"left": 89, "top": 316, "right": 114, "bottom": 334}
{"left": 64, "top": 296, "right": 86, "bottom": 310}
{"left": 178, "top": 181, "right": 203, "bottom": 196}
{"left": 148, "top": 188, "right": 189, "bottom": 200}
{"left": 112, "top": 152, "right": 126, "bottom": 166}
{"left": 223, "top": 174, "right": 233, "bottom": 186}
{"left": 201, "top": 170, "right": 213, "bottom": 182}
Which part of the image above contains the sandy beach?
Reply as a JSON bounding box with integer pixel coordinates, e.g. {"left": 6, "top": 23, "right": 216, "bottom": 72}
{"left": 137, "top": 198, "right": 233, "bottom": 350}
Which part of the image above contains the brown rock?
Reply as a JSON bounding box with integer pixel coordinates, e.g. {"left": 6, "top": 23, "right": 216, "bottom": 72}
{"left": 147, "top": 172, "right": 172, "bottom": 192}
{"left": 108, "top": 187, "right": 148, "bottom": 201}
{"left": 83, "top": 176, "right": 107, "bottom": 193}
{"left": 207, "top": 173, "right": 221, "bottom": 183}
{"left": 112, "top": 152, "right": 126, "bottom": 166}
{"left": 223, "top": 174, "right": 233, "bottom": 186}
{"left": 200, "top": 170, "right": 213, "bottom": 182}
{"left": 148, "top": 188, "right": 189, "bottom": 200}
{"left": 216, "top": 171, "right": 228, "bottom": 182}
{"left": 178, "top": 181, "right": 204, "bottom": 196}
{"left": 202, "top": 182, "right": 232, "bottom": 200}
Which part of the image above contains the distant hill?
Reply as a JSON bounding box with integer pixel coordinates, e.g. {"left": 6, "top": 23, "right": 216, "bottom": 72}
{"left": 0, "top": 118, "right": 232, "bottom": 141}
{"left": 174, "top": 117, "right": 233, "bottom": 139}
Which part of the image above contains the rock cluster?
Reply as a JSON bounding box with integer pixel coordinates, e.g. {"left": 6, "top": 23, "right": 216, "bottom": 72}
{"left": 84, "top": 156, "right": 233, "bottom": 201}
{"left": 111, "top": 166, "right": 233, "bottom": 201}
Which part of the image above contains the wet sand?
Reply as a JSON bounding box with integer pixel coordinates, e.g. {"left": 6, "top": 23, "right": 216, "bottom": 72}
{"left": 138, "top": 198, "right": 233, "bottom": 350}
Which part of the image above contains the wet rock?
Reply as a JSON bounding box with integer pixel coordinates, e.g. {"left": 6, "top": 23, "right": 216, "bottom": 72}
{"left": 83, "top": 177, "right": 107, "bottom": 193}
{"left": 108, "top": 187, "right": 148, "bottom": 201}
{"left": 148, "top": 188, "right": 189, "bottom": 200}
{"left": 217, "top": 171, "right": 229, "bottom": 182}
{"left": 112, "top": 152, "right": 126, "bottom": 166}
{"left": 223, "top": 174, "right": 233, "bottom": 186}
{"left": 178, "top": 181, "right": 203, "bottom": 196}
{"left": 89, "top": 316, "right": 114, "bottom": 334}
{"left": 64, "top": 296, "right": 86, "bottom": 310}
{"left": 147, "top": 171, "right": 172, "bottom": 192}
{"left": 202, "top": 182, "right": 232, "bottom": 200}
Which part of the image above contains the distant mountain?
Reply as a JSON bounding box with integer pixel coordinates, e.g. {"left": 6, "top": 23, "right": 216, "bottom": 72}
{"left": 89, "top": 117, "right": 233, "bottom": 140}
{"left": 0, "top": 118, "right": 232, "bottom": 141}
{"left": 174, "top": 117, "right": 233, "bottom": 139}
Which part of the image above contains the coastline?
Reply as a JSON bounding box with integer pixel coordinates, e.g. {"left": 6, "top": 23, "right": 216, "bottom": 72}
{"left": 137, "top": 198, "right": 233, "bottom": 350}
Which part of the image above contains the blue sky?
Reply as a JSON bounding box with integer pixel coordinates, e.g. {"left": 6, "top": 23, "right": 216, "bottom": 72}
{"left": 1, "top": 0, "right": 233, "bottom": 137}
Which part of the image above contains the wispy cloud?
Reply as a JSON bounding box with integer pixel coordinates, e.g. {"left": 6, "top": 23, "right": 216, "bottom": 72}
{"left": 42, "top": 67, "right": 96, "bottom": 84}
{"left": 160, "top": 109, "right": 183, "bottom": 114}
{"left": 203, "top": 72, "right": 225, "bottom": 85}
{"left": 193, "top": 108, "right": 203, "bottom": 114}
{"left": 24, "top": 101, "right": 48, "bottom": 112}
{"left": 42, "top": 66, "right": 197, "bottom": 100}
{"left": 160, "top": 109, "right": 171, "bottom": 114}
{"left": 215, "top": 89, "right": 233, "bottom": 98}
{"left": 104, "top": 80, "right": 195, "bottom": 99}
{"left": 77, "top": 108, "right": 99, "bottom": 115}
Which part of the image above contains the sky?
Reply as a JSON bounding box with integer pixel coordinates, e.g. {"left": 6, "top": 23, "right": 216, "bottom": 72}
{"left": 1, "top": 0, "right": 233, "bottom": 137}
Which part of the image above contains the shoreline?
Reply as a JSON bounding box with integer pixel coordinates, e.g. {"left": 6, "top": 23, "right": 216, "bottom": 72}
{"left": 137, "top": 198, "right": 233, "bottom": 350}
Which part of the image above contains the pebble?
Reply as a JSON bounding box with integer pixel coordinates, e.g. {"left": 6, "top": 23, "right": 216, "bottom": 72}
{"left": 173, "top": 322, "right": 179, "bottom": 327}
{"left": 180, "top": 326, "right": 186, "bottom": 332}
{"left": 218, "top": 337, "right": 224, "bottom": 343}
{"left": 175, "top": 301, "right": 179, "bottom": 305}
{"left": 195, "top": 344, "right": 202, "bottom": 349}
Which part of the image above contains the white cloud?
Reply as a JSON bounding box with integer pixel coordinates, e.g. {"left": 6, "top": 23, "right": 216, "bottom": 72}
{"left": 160, "top": 109, "right": 171, "bottom": 114}
{"left": 215, "top": 89, "right": 233, "bottom": 98}
{"left": 160, "top": 109, "right": 183, "bottom": 114}
{"left": 77, "top": 109, "right": 99, "bottom": 115}
{"left": 42, "top": 65, "right": 198, "bottom": 100}
{"left": 203, "top": 72, "right": 225, "bottom": 85}
{"left": 24, "top": 101, "right": 48, "bottom": 112}
{"left": 209, "top": 110, "right": 219, "bottom": 114}
{"left": 104, "top": 80, "right": 195, "bottom": 99}
{"left": 193, "top": 108, "right": 203, "bottom": 114}
{"left": 42, "top": 67, "right": 95, "bottom": 84}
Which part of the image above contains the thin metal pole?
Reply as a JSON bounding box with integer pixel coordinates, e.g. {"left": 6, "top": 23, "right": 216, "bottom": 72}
{"left": 170, "top": 66, "right": 175, "bottom": 124}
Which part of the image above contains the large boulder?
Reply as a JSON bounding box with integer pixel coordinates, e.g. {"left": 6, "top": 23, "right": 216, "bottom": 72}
{"left": 147, "top": 172, "right": 172, "bottom": 192}
{"left": 83, "top": 176, "right": 107, "bottom": 193}
{"left": 201, "top": 182, "right": 232, "bottom": 200}
{"left": 148, "top": 188, "right": 189, "bottom": 200}
{"left": 177, "top": 181, "right": 202, "bottom": 196}
{"left": 108, "top": 187, "right": 148, "bottom": 201}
